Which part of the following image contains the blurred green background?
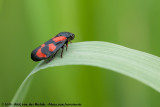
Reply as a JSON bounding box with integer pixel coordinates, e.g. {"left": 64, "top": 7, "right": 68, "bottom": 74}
{"left": 0, "top": 0, "right": 160, "bottom": 107}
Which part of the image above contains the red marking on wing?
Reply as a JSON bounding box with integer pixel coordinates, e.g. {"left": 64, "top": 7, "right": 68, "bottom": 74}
{"left": 36, "top": 48, "right": 47, "bottom": 58}
{"left": 48, "top": 43, "right": 56, "bottom": 52}
{"left": 52, "top": 36, "right": 67, "bottom": 42}
{"left": 36, "top": 44, "right": 47, "bottom": 58}
{"left": 41, "top": 44, "right": 45, "bottom": 47}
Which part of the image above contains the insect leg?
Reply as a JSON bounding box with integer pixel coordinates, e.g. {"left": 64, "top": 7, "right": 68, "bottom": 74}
{"left": 61, "top": 46, "right": 64, "bottom": 58}
{"left": 66, "top": 42, "right": 68, "bottom": 51}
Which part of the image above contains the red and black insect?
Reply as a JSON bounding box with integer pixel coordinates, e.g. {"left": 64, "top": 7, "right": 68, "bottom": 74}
{"left": 31, "top": 32, "right": 75, "bottom": 62}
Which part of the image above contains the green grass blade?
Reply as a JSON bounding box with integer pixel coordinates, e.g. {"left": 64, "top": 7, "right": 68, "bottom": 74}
{"left": 10, "top": 41, "right": 160, "bottom": 106}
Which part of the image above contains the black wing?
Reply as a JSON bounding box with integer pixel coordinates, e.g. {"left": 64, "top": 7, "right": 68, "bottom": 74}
{"left": 41, "top": 39, "right": 67, "bottom": 58}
